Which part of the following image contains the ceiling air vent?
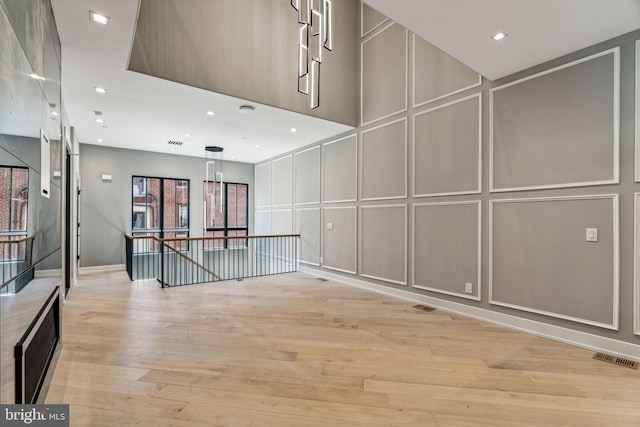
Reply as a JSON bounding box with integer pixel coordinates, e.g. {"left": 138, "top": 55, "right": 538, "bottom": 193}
{"left": 168, "top": 140, "right": 183, "bottom": 146}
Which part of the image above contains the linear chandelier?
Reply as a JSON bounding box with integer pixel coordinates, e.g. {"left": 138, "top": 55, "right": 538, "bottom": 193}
{"left": 291, "top": 0, "right": 332, "bottom": 109}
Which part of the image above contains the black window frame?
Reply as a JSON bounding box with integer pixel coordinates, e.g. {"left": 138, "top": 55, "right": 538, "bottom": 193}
{"left": 204, "top": 181, "right": 249, "bottom": 249}
{"left": 131, "top": 175, "right": 190, "bottom": 253}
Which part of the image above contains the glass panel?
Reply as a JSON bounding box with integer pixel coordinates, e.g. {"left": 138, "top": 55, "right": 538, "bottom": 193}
{"left": 132, "top": 177, "right": 160, "bottom": 230}
{"left": 10, "top": 167, "right": 28, "bottom": 232}
{"left": 0, "top": 167, "right": 11, "bottom": 231}
{"left": 163, "top": 231, "right": 188, "bottom": 251}
{"left": 204, "top": 230, "right": 225, "bottom": 250}
{"left": 204, "top": 181, "right": 223, "bottom": 228}
{"left": 228, "top": 229, "right": 247, "bottom": 248}
{"left": 131, "top": 232, "right": 160, "bottom": 253}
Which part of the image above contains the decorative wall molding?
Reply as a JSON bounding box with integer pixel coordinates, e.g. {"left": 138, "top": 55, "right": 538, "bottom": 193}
{"left": 412, "top": 93, "right": 482, "bottom": 197}
{"left": 359, "top": 117, "right": 407, "bottom": 201}
{"left": 412, "top": 200, "right": 481, "bottom": 301}
{"left": 489, "top": 194, "right": 620, "bottom": 330}
{"left": 360, "top": 22, "right": 408, "bottom": 126}
{"left": 489, "top": 47, "right": 620, "bottom": 192}
{"left": 412, "top": 33, "right": 482, "bottom": 108}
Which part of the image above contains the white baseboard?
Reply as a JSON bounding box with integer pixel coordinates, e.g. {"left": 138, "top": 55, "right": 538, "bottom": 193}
{"left": 79, "top": 264, "right": 126, "bottom": 275}
{"left": 299, "top": 266, "right": 640, "bottom": 362}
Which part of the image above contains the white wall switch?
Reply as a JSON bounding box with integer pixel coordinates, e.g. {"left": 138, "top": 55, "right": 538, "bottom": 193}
{"left": 465, "top": 282, "right": 473, "bottom": 294}
{"left": 326, "top": 222, "right": 333, "bottom": 230}
{"left": 586, "top": 228, "right": 598, "bottom": 242}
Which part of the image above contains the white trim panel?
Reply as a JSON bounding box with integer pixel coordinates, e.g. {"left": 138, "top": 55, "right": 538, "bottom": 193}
{"left": 489, "top": 48, "right": 620, "bottom": 193}
{"left": 255, "top": 162, "right": 272, "bottom": 209}
{"left": 295, "top": 207, "right": 321, "bottom": 267}
{"left": 635, "top": 41, "right": 640, "bottom": 182}
{"left": 360, "top": 117, "right": 408, "bottom": 201}
{"left": 271, "top": 155, "right": 294, "bottom": 208}
{"left": 412, "top": 93, "right": 482, "bottom": 198}
{"left": 360, "top": 204, "right": 408, "bottom": 286}
{"left": 412, "top": 200, "right": 481, "bottom": 301}
{"left": 634, "top": 193, "right": 640, "bottom": 335}
{"left": 489, "top": 194, "right": 620, "bottom": 331}
{"left": 412, "top": 34, "right": 482, "bottom": 109}
{"left": 322, "top": 206, "right": 357, "bottom": 275}
{"left": 360, "top": 22, "right": 408, "bottom": 127}
{"left": 360, "top": 0, "right": 390, "bottom": 39}
{"left": 294, "top": 145, "right": 321, "bottom": 206}
{"left": 322, "top": 133, "right": 358, "bottom": 203}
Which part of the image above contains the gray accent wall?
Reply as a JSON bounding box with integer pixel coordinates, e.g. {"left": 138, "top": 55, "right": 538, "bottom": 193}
{"left": 255, "top": 2, "right": 640, "bottom": 350}
{"left": 79, "top": 144, "right": 254, "bottom": 267}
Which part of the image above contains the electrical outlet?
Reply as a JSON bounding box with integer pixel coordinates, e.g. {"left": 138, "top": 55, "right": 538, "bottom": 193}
{"left": 586, "top": 228, "right": 598, "bottom": 242}
{"left": 320, "top": 256, "right": 323, "bottom": 264}
{"left": 465, "top": 282, "right": 473, "bottom": 294}
{"left": 326, "top": 222, "right": 333, "bottom": 230}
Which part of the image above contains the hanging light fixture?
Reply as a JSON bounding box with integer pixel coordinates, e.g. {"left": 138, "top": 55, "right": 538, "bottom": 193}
{"left": 204, "top": 146, "right": 224, "bottom": 231}
{"left": 292, "top": 0, "right": 332, "bottom": 109}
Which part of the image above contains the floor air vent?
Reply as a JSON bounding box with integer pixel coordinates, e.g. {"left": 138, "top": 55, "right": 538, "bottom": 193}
{"left": 413, "top": 304, "right": 435, "bottom": 312}
{"left": 593, "top": 352, "right": 639, "bottom": 369}
{"left": 317, "top": 278, "right": 328, "bottom": 282}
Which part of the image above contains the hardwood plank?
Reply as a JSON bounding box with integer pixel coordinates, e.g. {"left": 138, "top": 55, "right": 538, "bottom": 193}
{"left": 44, "top": 271, "right": 640, "bottom": 426}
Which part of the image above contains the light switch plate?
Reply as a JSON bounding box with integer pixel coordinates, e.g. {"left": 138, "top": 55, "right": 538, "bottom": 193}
{"left": 586, "top": 228, "right": 598, "bottom": 242}
{"left": 326, "top": 222, "right": 333, "bottom": 230}
{"left": 465, "top": 282, "right": 473, "bottom": 294}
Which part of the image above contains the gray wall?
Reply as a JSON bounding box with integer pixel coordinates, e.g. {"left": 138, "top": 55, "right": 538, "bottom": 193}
{"left": 255, "top": 1, "right": 640, "bottom": 347}
{"left": 79, "top": 144, "right": 254, "bottom": 267}
{"left": 129, "top": 0, "right": 359, "bottom": 127}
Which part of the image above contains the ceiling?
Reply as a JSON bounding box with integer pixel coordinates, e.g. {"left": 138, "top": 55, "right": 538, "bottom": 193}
{"left": 363, "top": 0, "right": 640, "bottom": 81}
{"left": 50, "top": 0, "right": 640, "bottom": 164}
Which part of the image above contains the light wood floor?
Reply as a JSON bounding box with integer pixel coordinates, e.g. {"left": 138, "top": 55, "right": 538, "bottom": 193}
{"left": 46, "top": 271, "right": 640, "bottom": 426}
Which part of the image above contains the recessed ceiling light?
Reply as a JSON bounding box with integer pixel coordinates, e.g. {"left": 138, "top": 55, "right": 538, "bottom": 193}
{"left": 184, "top": 133, "right": 191, "bottom": 137}
{"left": 206, "top": 111, "right": 215, "bottom": 116}
{"left": 290, "top": 128, "right": 297, "bottom": 133}
{"left": 255, "top": 145, "right": 261, "bottom": 149}
{"left": 28, "top": 73, "right": 46, "bottom": 81}
{"left": 97, "top": 138, "right": 103, "bottom": 143}
{"left": 169, "top": 148, "right": 176, "bottom": 152}
{"left": 89, "top": 11, "right": 111, "bottom": 25}
{"left": 94, "top": 86, "right": 107, "bottom": 94}
{"left": 238, "top": 105, "right": 255, "bottom": 114}
{"left": 492, "top": 32, "right": 507, "bottom": 41}
{"left": 51, "top": 111, "right": 58, "bottom": 116}
{"left": 231, "top": 156, "right": 236, "bottom": 160}
{"left": 95, "top": 118, "right": 104, "bottom": 123}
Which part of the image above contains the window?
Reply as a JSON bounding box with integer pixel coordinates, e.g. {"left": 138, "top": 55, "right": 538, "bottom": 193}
{"left": 204, "top": 182, "right": 248, "bottom": 249}
{"left": 0, "top": 166, "right": 29, "bottom": 261}
{"left": 132, "top": 176, "right": 189, "bottom": 251}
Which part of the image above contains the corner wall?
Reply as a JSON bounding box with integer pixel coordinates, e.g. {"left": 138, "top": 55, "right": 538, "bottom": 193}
{"left": 254, "top": 2, "right": 640, "bottom": 357}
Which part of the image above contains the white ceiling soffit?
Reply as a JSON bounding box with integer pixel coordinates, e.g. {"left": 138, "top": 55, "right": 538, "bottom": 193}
{"left": 363, "top": 0, "right": 640, "bottom": 81}
{"left": 50, "top": 0, "right": 353, "bottom": 164}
